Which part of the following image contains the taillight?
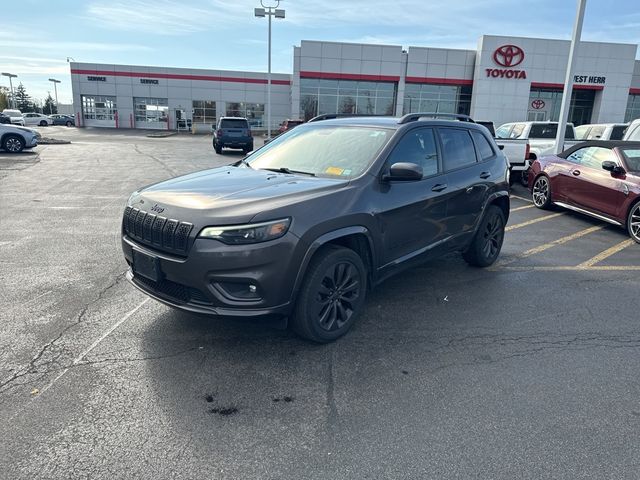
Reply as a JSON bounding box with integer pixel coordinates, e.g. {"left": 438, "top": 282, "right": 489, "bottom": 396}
{"left": 216, "top": 129, "right": 223, "bottom": 136}
{"left": 525, "top": 142, "right": 530, "bottom": 160}
{"left": 247, "top": 129, "right": 252, "bottom": 137}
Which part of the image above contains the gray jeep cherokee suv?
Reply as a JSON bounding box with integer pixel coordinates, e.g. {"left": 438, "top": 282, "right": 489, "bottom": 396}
{"left": 122, "top": 113, "right": 510, "bottom": 342}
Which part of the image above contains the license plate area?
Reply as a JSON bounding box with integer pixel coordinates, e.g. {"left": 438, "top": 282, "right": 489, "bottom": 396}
{"left": 132, "top": 249, "right": 161, "bottom": 282}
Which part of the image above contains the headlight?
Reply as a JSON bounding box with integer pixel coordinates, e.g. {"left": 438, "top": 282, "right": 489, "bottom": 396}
{"left": 198, "top": 218, "right": 291, "bottom": 244}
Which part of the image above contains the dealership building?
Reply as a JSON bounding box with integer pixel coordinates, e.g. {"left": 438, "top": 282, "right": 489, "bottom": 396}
{"left": 69, "top": 34, "right": 640, "bottom": 131}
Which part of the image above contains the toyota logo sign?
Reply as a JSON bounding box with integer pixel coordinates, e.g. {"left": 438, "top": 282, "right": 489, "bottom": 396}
{"left": 531, "top": 99, "right": 545, "bottom": 110}
{"left": 493, "top": 45, "right": 525, "bottom": 67}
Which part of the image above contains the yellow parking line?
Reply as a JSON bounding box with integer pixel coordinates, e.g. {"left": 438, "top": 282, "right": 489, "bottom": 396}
{"left": 577, "top": 238, "right": 636, "bottom": 268}
{"left": 505, "top": 212, "right": 564, "bottom": 232}
{"left": 495, "top": 225, "right": 604, "bottom": 268}
{"left": 495, "top": 265, "right": 640, "bottom": 272}
{"left": 511, "top": 204, "right": 536, "bottom": 212}
{"left": 510, "top": 194, "right": 532, "bottom": 203}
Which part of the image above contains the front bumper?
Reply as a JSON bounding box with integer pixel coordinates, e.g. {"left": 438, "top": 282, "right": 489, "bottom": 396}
{"left": 122, "top": 232, "right": 300, "bottom": 318}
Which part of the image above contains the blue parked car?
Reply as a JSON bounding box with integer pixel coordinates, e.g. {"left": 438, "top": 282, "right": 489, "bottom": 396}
{"left": 49, "top": 114, "right": 75, "bottom": 127}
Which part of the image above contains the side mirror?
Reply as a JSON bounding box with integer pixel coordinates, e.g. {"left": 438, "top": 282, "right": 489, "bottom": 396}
{"left": 383, "top": 162, "right": 423, "bottom": 182}
{"left": 602, "top": 161, "right": 625, "bottom": 175}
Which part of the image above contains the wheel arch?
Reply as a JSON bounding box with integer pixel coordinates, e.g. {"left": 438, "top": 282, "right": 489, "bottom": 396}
{"left": 1, "top": 132, "right": 25, "bottom": 147}
{"left": 292, "top": 226, "right": 376, "bottom": 299}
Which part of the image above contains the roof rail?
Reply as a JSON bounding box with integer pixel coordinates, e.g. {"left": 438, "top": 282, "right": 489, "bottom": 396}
{"left": 398, "top": 112, "right": 475, "bottom": 124}
{"left": 307, "top": 113, "right": 389, "bottom": 123}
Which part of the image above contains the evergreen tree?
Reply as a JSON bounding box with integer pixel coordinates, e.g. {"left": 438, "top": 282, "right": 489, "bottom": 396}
{"left": 43, "top": 94, "right": 57, "bottom": 115}
{"left": 14, "top": 83, "right": 31, "bottom": 111}
{"left": 0, "top": 87, "right": 8, "bottom": 111}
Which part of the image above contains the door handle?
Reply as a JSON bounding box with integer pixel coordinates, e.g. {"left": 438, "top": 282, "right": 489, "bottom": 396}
{"left": 479, "top": 172, "right": 491, "bottom": 179}
{"left": 431, "top": 183, "right": 447, "bottom": 192}
{"left": 572, "top": 169, "right": 581, "bottom": 176}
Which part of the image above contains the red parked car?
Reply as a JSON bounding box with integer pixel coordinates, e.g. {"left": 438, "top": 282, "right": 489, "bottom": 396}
{"left": 278, "top": 119, "right": 304, "bottom": 134}
{"left": 528, "top": 141, "right": 640, "bottom": 243}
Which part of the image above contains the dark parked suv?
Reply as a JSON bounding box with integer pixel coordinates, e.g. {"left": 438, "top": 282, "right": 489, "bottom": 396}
{"left": 213, "top": 117, "right": 253, "bottom": 154}
{"left": 122, "top": 113, "right": 510, "bottom": 342}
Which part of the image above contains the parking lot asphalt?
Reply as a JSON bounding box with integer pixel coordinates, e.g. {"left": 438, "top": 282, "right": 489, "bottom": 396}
{"left": 1, "top": 127, "right": 639, "bottom": 479}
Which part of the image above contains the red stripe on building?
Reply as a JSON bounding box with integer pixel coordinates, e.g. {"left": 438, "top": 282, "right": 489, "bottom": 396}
{"left": 70, "top": 69, "right": 291, "bottom": 85}
{"left": 630, "top": 88, "right": 640, "bottom": 95}
{"left": 531, "top": 82, "right": 604, "bottom": 91}
{"left": 299, "top": 71, "right": 400, "bottom": 82}
{"left": 405, "top": 76, "right": 473, "bottom": 86}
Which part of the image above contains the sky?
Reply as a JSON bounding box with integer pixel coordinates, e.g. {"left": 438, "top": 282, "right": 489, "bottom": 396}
{"left": 2, "top": 0, "right": 639, "bottom": 105}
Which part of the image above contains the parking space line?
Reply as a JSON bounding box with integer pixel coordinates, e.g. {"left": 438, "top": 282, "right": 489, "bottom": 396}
{"left": 495, "top": 225, "right": 604, "bottom": 268}
{"left": 505, "top": 212, "right": 564, "bottom": 232}
{"left": 495, "top": 265, "right": 640, "bottom": 271}
{"left": 37, "top": 298, "right": 150, "bottom": 396}
{"left": 511, "top": 204, "right": 536, "bottom": 212}
{"left": 577, "top": 239, "right": 636, "bottom": 268}
{"left": 510, "top": 194, "right": 532, "bottom": 203}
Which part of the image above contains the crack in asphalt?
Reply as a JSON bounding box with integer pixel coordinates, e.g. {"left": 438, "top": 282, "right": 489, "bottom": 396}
{"left": 0, "top": 271, "right": 127, "bottom": 395}
{"left": 133, "top": 144, "right": 178, "bottom": 176}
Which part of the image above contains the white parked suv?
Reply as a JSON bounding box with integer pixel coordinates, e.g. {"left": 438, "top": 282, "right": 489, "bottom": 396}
{"left": 0, "top": 124, "right": 40, "bottom": 153}
{"left": 1, "top": 109, "right": 25, "bottom": 126}
{"left": 22, "top": 112, "right": 53, "bottom": 126}
{"left": 623, "top": 119, "right": 640, "bottom": 141}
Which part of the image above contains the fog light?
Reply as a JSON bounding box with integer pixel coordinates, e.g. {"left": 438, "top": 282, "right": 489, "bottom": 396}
{"left": 213, "top": 281, "right": 262, "bottom": 301}
{"left": 249, "top": 284, "right": 257, "bottom": 293}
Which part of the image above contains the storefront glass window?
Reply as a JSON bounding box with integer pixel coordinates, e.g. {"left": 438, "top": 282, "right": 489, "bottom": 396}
{"left": 528, "top": 88, "right": 595, "bottom": 126}
{"left": 300, "top": 78, "right": 397, "bottom": 120}
{"left": 192, "top": 100, "right": 216, "bottom": 124}
{"left": 82, "top": 95, "right": 117, "bottom": 120}
{"left": 625, "top": 94, "right": 640, "bottom": 122}
{"left": 403, "top": 84, "right": 472, "bottom": 116}
{"left": 226, "top": 102, "right": 264, "bottom": 128}
{"left": 134, "top": 97, "right": 169, "bottom": 123}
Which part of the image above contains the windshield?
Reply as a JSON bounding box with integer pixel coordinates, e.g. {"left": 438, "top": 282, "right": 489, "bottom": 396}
{"left": 621, "top": 148, "right": 640, "bottom": 171}
{"left": 246, "top": 125, "right": 392, "bottom": 178}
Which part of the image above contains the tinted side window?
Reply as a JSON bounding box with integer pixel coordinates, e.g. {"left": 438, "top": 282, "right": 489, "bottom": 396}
{"left": 439, "top": 128, "right": 477, "bottom": 171}
{"left": 610, "top": 126, "right": 626, "bottom": 140}
{"left": 387, "top": 128, "right": 439, "bottom": 177}
{"left": 470, "top": 130, "right": 495, "bottom": 160}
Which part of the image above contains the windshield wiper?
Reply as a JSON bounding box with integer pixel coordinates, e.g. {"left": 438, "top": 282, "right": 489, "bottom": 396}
{"left": 261, "top": 167, "right": 315, "bottom": 176}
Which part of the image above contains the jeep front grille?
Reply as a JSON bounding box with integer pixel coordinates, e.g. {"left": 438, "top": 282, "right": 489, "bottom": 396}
{"left": 123, "top": 206, "right": 193, "bottom": 255}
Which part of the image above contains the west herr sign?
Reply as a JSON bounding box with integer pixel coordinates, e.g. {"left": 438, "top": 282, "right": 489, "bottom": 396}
{"left": 486, "top": 44, "right": 527, "bottom": 80}
{"left": 87, "top": 76, "right": 106, "bottom": 82}
{"left": 574, "top": 75, "right": 606, "bottom": 84}
{"left": 140, "top": 79, "right": 159, "bottom": 84}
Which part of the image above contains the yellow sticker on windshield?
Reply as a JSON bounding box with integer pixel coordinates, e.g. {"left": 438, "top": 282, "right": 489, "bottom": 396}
{"left": 325, "top": 167, "right": 344, "bottom": 175}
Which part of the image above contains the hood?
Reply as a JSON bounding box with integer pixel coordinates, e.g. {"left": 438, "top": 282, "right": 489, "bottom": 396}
{"left": 129, "top": 166, "right": 347, "bottom": 224}
{"left": 1, "top": 124, "right": 36, "bottom": 135}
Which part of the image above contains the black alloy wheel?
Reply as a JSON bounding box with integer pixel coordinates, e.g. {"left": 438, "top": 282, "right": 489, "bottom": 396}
{"left": 463, "top": 205, "right": 506, "bottom": 267}
{"left": 292, "top": 245, "right": 367, "bottom": 342}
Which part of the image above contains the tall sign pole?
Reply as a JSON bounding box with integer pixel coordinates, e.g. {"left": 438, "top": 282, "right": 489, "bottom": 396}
{"left": 554, "top": 0, "right": 587, "bottom": 154}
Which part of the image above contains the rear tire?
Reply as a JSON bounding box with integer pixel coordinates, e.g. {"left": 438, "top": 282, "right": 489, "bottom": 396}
{"left": 214, "top": 143, "right": 222, "bottom": 154}
{"left": 66, "top": 121, "right": 73, "bottom": 127}
{"left": 519, "top": 168, "right": 529, "bottom": 187}
{"left": 463, "top": 205, "right": 506, "bottom": 267}
{"left": 2, "top": 135, "right": 25, "bottom": 153}
{"left": 627, "top": 201, "right": 640, "bottom": 244}
{"left": 291, "top": 245, "right": 367, "bottom": 343}
{"left": 532, "top": 175, "right": 553, "bottom": 209}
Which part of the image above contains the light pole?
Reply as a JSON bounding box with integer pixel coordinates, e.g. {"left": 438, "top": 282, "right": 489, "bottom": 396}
{"left": 554, "top": 0, "right": 587, "bottom": 154}
{"left": 2, "top": 72, "right": 17, "bottom": 109}
{"left": 254, "top": 1, "right": 285, "bottom": 140}
{"left": 48, "top": 78, "right": 61, "bottom": 114}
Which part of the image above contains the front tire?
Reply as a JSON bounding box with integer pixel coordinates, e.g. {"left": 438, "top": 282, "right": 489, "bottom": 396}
{"left": 39, "top": 120, "right": 47, "bottom": 126}
{"left": 2, "top": 135, "right": 25, "bottom": 153}
{"left": 291, "top": 245, "right": 367, "bottom": 343}
{"left": 463, "top": 205, "right": 506, "bottom": 267}
{"left": 66, "top": 121, "right": 73, "bottom": 127}
{"left": 532, "top": 175, "right": 552, "bottom": 209}
{"left": 627, "top": 202, "right": 640, "bottom": 244}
